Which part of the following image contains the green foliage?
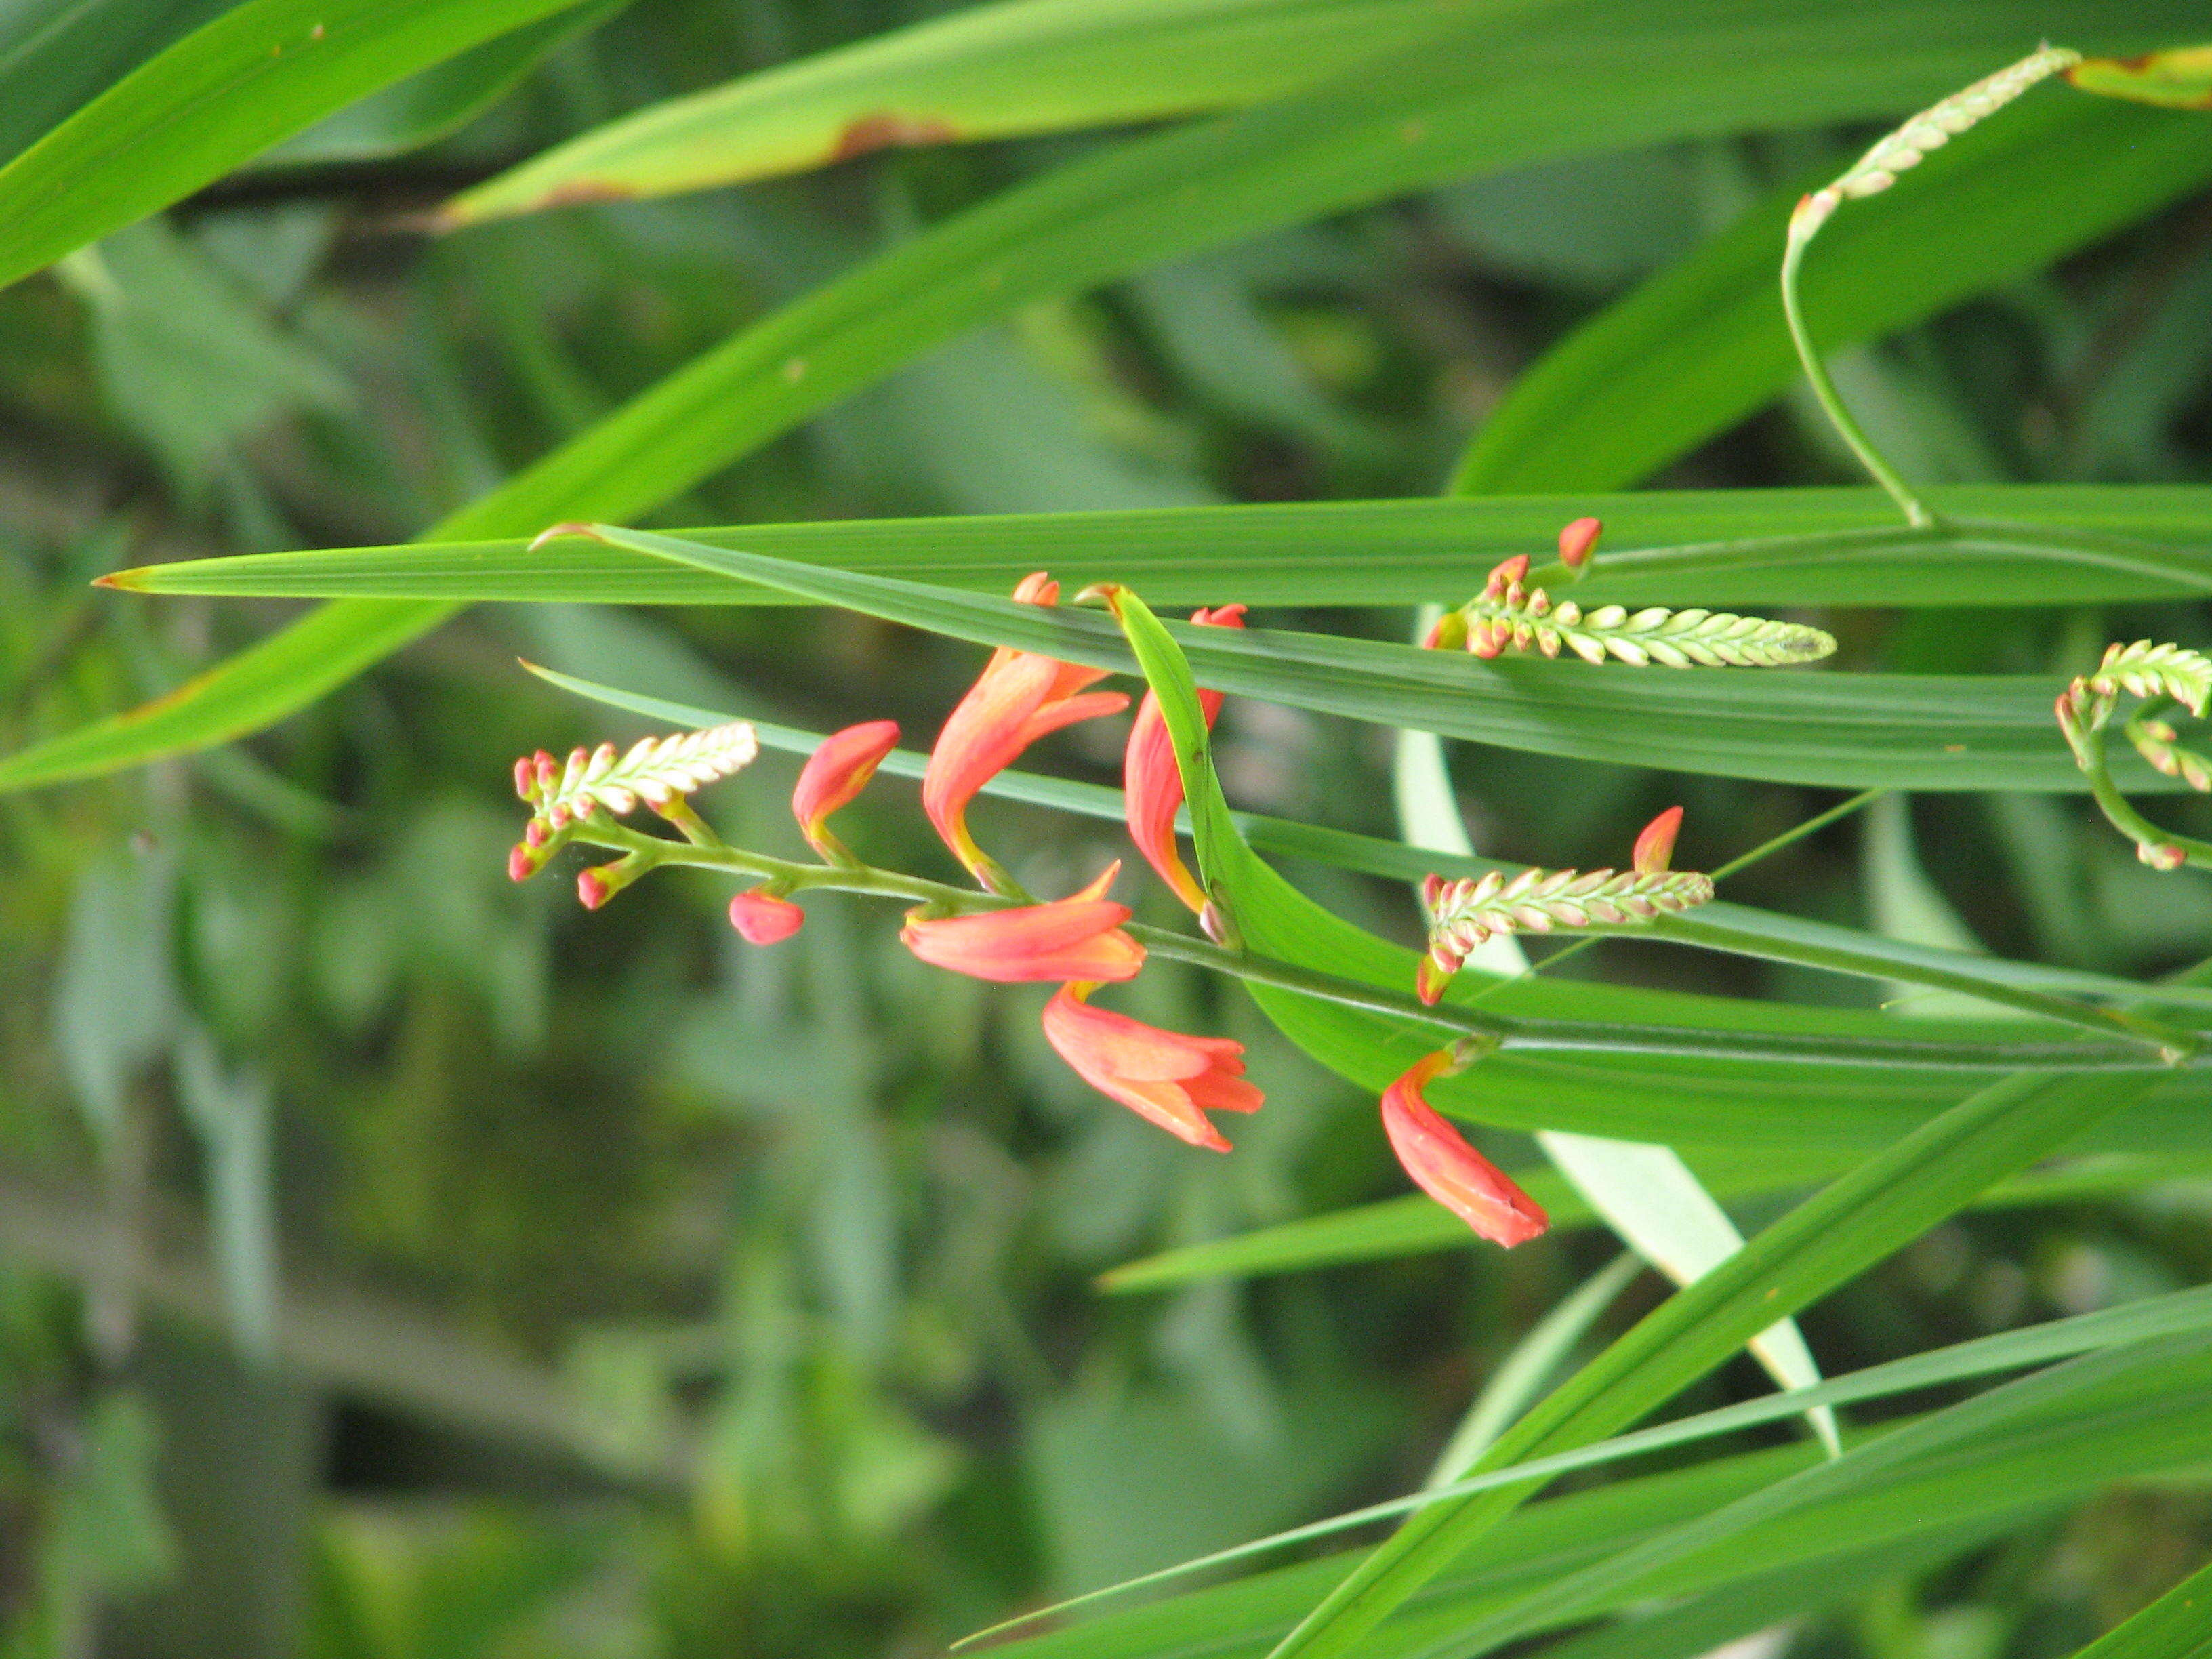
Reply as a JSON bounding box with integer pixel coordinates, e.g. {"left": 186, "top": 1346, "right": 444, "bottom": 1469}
{"left": 3, "top": 3, "right": 2212, "bottom": 1658}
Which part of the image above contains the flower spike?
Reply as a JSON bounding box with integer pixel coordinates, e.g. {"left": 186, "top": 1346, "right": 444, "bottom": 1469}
{"left": 1441, "top": 556, "right": 1833, "bottom": 668}
{"left": 2057, "top": 639, "right": 2212, "bottom": 874}
{"left": 901, "top": 865, "right": 1144, "bottom": 983}
{"left": 1040, "top": 985, "right": 1261, "bottom": 1151}
{"left": 921, "top": 573, "right": 1129, "bottom": 891}
{"left": 1125, "top": 603, "right": 1246, "bottom": 912}
{"left": 1380, "top": 1051, "right": 1547, "bottom": 1247}
{"left": 794, "top": 720, "right": 899, "bottom": 860}
{"left": 516, "top": 722, "right": 759, "bottom": 830}
{"left": 1417, "top": 815, "right": 1714, "bottom": 1004}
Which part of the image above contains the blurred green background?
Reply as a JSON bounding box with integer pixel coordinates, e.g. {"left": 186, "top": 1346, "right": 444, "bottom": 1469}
{"left": 4, "top": 3, "right": 2212, "bottom": 1656}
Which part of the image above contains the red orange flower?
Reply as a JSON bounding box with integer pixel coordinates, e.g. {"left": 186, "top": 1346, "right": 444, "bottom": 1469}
{"left": 794, "top": 720, "right": 899, "bottom": 858}
{"left": 729, "top": 888, "right": 805, "bottom": 944}
{"left": 1124, "top": 604, "right": 1246, "bottom": 912}
{"left": 900, "top": 864, "right": 1144, "bottom": 983}
{"left": 1040, "top": 985, "right": 1261, "bottom": 1151}
{"left": 1379, "top": 1052, "right": 1548, "bottom": 1247}
{"left": 922, "top": 573, "right": 1128, "bottom": 888}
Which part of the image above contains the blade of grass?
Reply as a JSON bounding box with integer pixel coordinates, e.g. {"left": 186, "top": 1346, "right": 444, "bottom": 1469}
{"left": 19, "top": 0, "right": 2203, "bottom": 790}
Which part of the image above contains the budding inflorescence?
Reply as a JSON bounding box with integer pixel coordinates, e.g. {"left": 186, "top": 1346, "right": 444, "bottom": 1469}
{"left": 1415, "top": 808, "right": 1714, "bottom": 1005}
{"left": 509, "top": 722, "right": 759, "bottom": 885}
{"left": 2057, "top": 639, "right": 2212, "bottom": 873}
{"left": 1433, "top": 551, "right": 1835, "bottom": 669}
{"left": 1790, "top": 45, "right": 2082, "bottom": 245}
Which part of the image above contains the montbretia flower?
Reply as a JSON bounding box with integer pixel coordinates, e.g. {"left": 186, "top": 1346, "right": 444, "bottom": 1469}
{"left": 794, "top": 720, "right": 899, "bottom": 859}
{"left": 1040, "top": 984, "right": 1261, "bottom": 1151}
{"left": 901, "top": 864, "right": 1143, "bottom": 983}
{"left": 1380, "top": 1052, "right": 1548, "bottom": 1246}
{"left": 729, "top": 888, "right": 805, "bottom": 944}
{"left": 1124, "top": 603, "right": 1246, "bottom": 912}
{"left": 922, "top": 573, "right": 1128, "bottom": 888}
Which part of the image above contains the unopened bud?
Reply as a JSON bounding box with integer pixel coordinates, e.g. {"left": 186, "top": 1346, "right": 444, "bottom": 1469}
{"left": 2140, "top": 842, "right": 2187, "bottom": 872}
{"left": 1558, "top": 516, "right": 1601, "bottom": 571}
{"left": 1633, "top": 806, "right": 1684, "bottom": 875}
{"left": 1423, "top": 610, "right": 1468, "bottom": 651}
{"left": 729, "top": 888, "right": 806, "bottom": 944}
{"left": 508, "top": 844, "right": 538, "bottom": 882}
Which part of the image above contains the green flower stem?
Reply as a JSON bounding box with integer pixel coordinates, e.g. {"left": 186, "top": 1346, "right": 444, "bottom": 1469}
{"left": 2074, "top": 722, "right": 2212, "bottom": 871}
{"left": 560, "top": 819, "right": 2200, "bottom": 1069}
{"left": 1781, "top": 223, "right": 1935, "bottom": 529}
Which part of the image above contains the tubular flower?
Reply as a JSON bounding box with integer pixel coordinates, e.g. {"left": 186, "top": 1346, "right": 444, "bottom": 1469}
{"left": 901, "top": 864, "right": 1144, "bottom": 983}
{"left": 793, "top": 720, "right": 899, "bottom": 858}
{"left": 729, "top": 888, "right": 805, "bottom": 944}
{"left": 1380, "top": 1053, "right": 1549, "bottom": 1246}
{"left": 1124, "top": 603, "right": 1247, "bottom": 912}
{"left": 922, "top": 572, "right": 1129, "bottom": 888}
{"left": 1041, "top": 985, "right": 1261, "bottom": 1151}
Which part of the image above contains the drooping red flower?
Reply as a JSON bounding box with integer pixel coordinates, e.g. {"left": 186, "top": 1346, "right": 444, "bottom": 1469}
{"left": 793, "top": 720, "right": 899, "bottom": 857}
{"left": 900, "top": 864, "right": 1144, "bottom": 983}
{"left": 1124, "top": 604, "right": 1246, "bottom": 912}
{"left": 921, "top": 573, "right": 1128, "bottom": 888}
{"left": 1379, "top": 1052, "right": 1548, "bottom": 1246}
{"left": 1040, "top": 984, "right": 1261, "bottom": 1151}
{"left": 729, "top": 888, "right": 806, "bottom": 944}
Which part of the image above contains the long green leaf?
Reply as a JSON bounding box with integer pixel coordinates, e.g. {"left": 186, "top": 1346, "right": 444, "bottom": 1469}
{"left": 0, "top": 0, "right": 235, "bottom": 169}
{"left": 1099, "top": 1149, "right": 2212, "bottom": 1290}
{"left": 1432, "top": 1332, "right": 2212, "bottom": 1659}
{"left": 439, "top": 0, "right": 1509, "bottom": 226}
{"left": 0, "top": 0, "right": 596, "bottom": 295}
{"left": 14, "top": 0, "right": 2198, "bottom": 791}
{"left": 972, "top": 1284, "right": 2212, "bottom": 1644}
{"left": 2064, "top": 1557, "right": 2212, "bottom": 1659}
{"left": 1451, "top": 91, "right": 2212, "bottom": 495}
{"left": 100, "top": 484, "right": 2212, "bottom": 608}
{"left": 987, "top": 1299, "right": 2212, "bottom": 1659}
{"left": 581, "top": 523, "right": 2190, "bottom": 801}
{"left": 1094, "top": 580, "right": 2184, "bottom": 1659}
{"left": 1257, "top": 1068, "right": 2172, "bottom": 1659}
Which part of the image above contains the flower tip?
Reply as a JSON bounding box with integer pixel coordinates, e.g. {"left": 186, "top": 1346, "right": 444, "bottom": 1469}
{"left": 794, "top": 719, "right": 901, "bottom": 847}
{"left": 2141, "top": 842, "right": 2188, "bottom": 872}
{"left": 1072, "top": 581, "right": 1124, "bottom": 610}
{"left": 507, "top": 845, "right": 537, "bottom": 883}
{"left": 729, "top": 888, "right": 806, "bottom": 943}
{"left": 577, "top": 867, "right": 610, "bottom": 909}
{"left": 1557, "top": 516, "right": 1602, "bottom": 569}
{"left": 1633, "top": 806, "right": 1685, "bottom": 875}
{"left": 527, "top": 520, "right": 602, "bottom": 552}
{"left": 1194, "top": 602, "right": 1248, "bottom": 629}
{"left": 1012, "top": 571, "right": 1059, "bottom": 606}
{"left": 1414, "top": 957, "right": 1453, "bottom": 1006}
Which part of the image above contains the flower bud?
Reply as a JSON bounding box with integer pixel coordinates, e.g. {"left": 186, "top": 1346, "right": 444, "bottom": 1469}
{"left": 1633, "top": 806, "right": 1685, "bottom": 876}
{"left": 1557, "top": 516, "right": 1602, "bottom": 571}
{"left": 729, "top": 888, "right": 806, "bottom": 943}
